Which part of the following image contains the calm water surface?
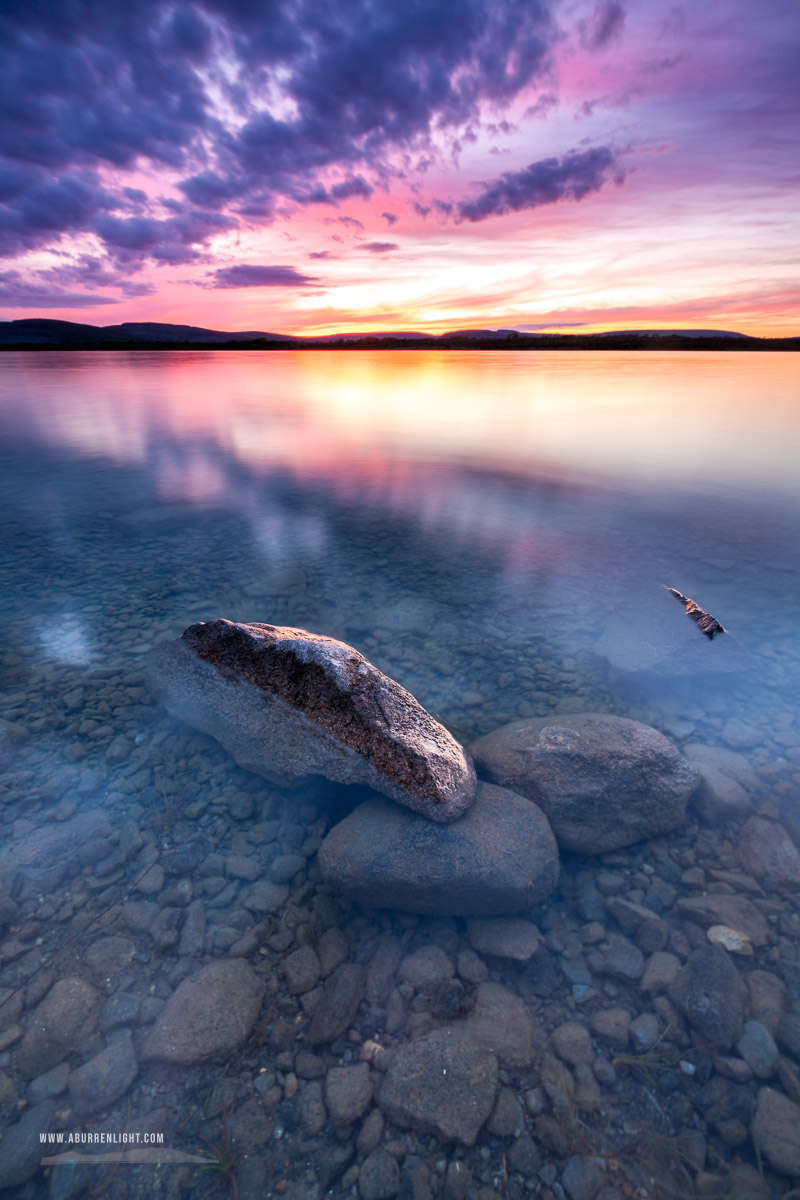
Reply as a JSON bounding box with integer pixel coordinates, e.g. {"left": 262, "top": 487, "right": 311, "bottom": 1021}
{"left": 0, "top": 349, "right": 799, "bottom": 1198}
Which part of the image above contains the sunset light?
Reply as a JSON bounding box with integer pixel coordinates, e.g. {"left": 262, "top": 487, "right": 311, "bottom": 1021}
{"left": 1, "top": 0, "right": 797, "bottom": 337}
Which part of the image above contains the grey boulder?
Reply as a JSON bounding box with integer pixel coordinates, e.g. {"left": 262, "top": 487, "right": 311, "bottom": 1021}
{"left": 148, "top": 619, "right": 476, "bottom": 823}
{"left": 318, "top": 782, "right": 559, "bottom": 915}
{"left": 469, "top": 713, "right": 698, "bottom": 853}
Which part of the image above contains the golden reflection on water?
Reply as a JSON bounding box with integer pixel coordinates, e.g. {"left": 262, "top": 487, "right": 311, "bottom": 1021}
{"left": 2, "top": 349, "right": 799, "bottom": 497}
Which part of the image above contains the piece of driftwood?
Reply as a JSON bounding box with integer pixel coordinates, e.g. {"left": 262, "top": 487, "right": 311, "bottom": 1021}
{"left": 664, "top": 587, "right": 726, "bottom": 639}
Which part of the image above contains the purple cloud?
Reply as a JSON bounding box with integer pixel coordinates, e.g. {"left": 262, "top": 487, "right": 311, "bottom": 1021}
{"left": 456, "top": 146, "right": 623, "bottom": 222}
{"left": 0, "top": 270, "right": 118, "bottom": 308}
{"left": 362, "top": 242, "right": 398, "bottom": 253}
{"left": 0, "top": 0, "right": 559, "bottom": 274}
{"left": 381, "top": 211, "right": 399, "bottom": 225}
{"left": 579, "top": 1, "right": 626, "bottom": 51}
{"left": 208, "top": 264, "right": 319, "bottom": 288}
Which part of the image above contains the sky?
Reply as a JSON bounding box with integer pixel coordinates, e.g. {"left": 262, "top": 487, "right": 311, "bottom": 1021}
{"left": 0, "top": 0, "right": 797, "bottom": 336}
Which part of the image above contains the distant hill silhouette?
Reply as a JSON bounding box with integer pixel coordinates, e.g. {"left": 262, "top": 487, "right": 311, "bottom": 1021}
{"left": 0, "top": 318, "right": 797, "bottom": 351}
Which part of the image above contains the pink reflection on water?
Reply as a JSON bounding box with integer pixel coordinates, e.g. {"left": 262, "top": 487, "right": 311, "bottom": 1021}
{"left": 1, "top": 349, "right": 799, "bottom": 502}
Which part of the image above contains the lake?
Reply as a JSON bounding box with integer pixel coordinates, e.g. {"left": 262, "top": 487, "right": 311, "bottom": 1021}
{"left": 0, "top": 349, "right": 799, "bottom": 1199}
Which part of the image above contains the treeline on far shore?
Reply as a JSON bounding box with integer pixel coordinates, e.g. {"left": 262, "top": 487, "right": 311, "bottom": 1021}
{"left": 2, "top": 333, "right": 799, "bottom": 352}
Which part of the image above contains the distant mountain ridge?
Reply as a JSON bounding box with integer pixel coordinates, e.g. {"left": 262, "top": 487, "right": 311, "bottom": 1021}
{"left": 0, "top": 318, "right": 793, "bottom": 349}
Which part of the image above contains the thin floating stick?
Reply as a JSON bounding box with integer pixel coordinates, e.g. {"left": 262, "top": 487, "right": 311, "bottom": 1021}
{"left": 664, "top": 586, "right": 727, "bottom": 639}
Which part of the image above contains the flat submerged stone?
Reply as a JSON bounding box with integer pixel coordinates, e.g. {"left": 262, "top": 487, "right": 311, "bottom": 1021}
{"left": 148, "top": 619, "right": 476, "bottom": 823}
{"left": 318, "top": 782, "right": 559, "bottom": 916}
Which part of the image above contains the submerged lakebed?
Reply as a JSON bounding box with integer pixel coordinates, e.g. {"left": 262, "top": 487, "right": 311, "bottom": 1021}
{"left": 0, "top": 348, "right": 799, "bottom": 1200}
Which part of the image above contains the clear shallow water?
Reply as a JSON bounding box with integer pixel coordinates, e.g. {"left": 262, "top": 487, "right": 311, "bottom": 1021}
{"left": 0, "top": 349, "right": 799, "bottom": 1199}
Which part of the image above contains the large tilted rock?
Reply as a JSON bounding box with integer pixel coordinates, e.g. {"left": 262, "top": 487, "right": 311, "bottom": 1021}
{"left": 148, "top": 619, "right": 476, "bottom": 822}
{"left": 318, "top": 782, "right": 559, "bottom": 915}
{"left": 469, "top": 713, "right": 699, "bottom": 853}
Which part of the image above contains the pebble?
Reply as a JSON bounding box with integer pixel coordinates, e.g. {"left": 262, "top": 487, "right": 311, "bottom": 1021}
{"left": 68, "top": 1033, "right": 138, "bottom": 1116}
{"left": 324, "top": 1062, "right": 373, "bottom": 1125}
{"left": 0, "top": 1100, "right": 54, "bottom": 1190}
{"left": 398, "top": 945, "right": 454, "bottom": 991}
{"left": 378, "top": 1027, "right": 498, "bottom": 1147}
{"left": 16, "top": 976, "right": 99, "bottom": 1078}
{"left": 142, "top": 959, "right": 263, "bottom": 1063}
{"left": 753, "top": 1087, "right": 800, "bottom": 1176}
{"left": 465, "top": 917, "right": 540, "bottom": 961}
{"left": 308, "top": 963, "right": 366, "bottom": 1045}
{"left": 283, "top": 945, "right": 322, "bottom": 995}
{"left": 736, "top": 1020, "right": 779, "bottom": 1079}
{"left": 551, "top": 1021, "right": 593, "bottom": 1068}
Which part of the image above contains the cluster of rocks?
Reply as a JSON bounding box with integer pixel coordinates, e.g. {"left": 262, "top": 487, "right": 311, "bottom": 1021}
{"left": 148, "top": 620, "right": 705, "bottom": 917}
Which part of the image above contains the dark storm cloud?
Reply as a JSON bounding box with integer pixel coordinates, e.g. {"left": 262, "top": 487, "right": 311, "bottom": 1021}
{"left": 0, "top": 0, "right": 559, "bottom": 273}
{"left": 578, "top": 1, "right": 626, "bottom": 51}
{"left": 456, "top": 146, "right": 623, "bottom": 221}
{"left": 208, "top": 264, "right": 319, "bottom": 287}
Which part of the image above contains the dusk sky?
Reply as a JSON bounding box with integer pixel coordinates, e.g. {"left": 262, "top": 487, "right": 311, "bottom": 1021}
{"left": 0, "top": 0, "right": 797, "bottom": 336}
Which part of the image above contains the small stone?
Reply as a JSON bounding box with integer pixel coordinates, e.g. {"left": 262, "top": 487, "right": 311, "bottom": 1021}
{"left": 68, "top": 1034, "right": 138, "bottom": 1116}
{"left": 602, "top": 938, "right": 644, "bottom": 982}
{"left": 669, "top": 945, "right": 746, "bottom": 1049}
{"left": 85, "top": 936, "right": 136, "bottom": 975}
{"left": 297, "top": 1079, "right": 327, "bottom": 1136}
{"left": 178, "top": 898, "right": 206, "bottom": 957}
{"left": 225, "top": 853, "right": 260, "bottom": 881}
{"left": 736, "top": 1021, "right": 779, "bottom": 1079}
{"left": 753, "top": 1086, "right": 800, "bottom": 1176}
{"left": 359, "top": 1148, "right": 401, "bottom": 1200}
{"left": 142, "top": 960, "right": 263, "bottom": 1064}
{"left": 629, "top": 1013, "right": 661, "bottom": 1053}
{"left": 487, "top": 1086, "right": 525, "bottom": 1137}
{"left": 746, "top": 971, "right": 786, "bottom": 1035}
{"left": 15, "top": 977, "right": 99, "bottom": 1078}
{"left": 308, "top": 963, "right": 365, "bottom": 1045}
{"left": 589, "top": 1008, "right": 630, "bottom": 1051}
{"left": 398, "top": 945, "right": 454, "bottom": 991}
{"left": 26, "top": 1062, "right": 69, "bottom": 1103}
{"left": 457, "top": 948, "right": 489, "bottom": 984}
{"left": 317, "top": 928, "right": 350, "bottom": 977}
{"left": 465, "top": 981, "right": 540, "bottom": 1070}
{"left": 551, "top": 1022, "right": 593, "bottom": 1068}
{"left": 562, "top": 1155, "right": 608, "bottom": 1200}
{"left": 283, "top": 946, "right": 321, "bottom": 995}
{"left": 0, "top": 1101, "right": 54, "bottom": 1190}
{"left": 135, "top": 864, "right": 164, "bottom": 894}
{"left": 640, "top": 951, "right": 681, "bottom": 994}
{"left": 691, "top": 765, "right": 751, "bottom": 823}
{"left": 722, "top": 719, "right": 760, "bottom": 750}
{"left": 241, "top": 880, "right": 288, "bottom": 914}
{"left": 706, "top": 925, "right": 753, "bottom": 956}
{"left": 378, "top": 1027, "right": 498, "bottom": 1147}
{"left": 99, "top": 991, "right": 141, "bottom": 1030}
{"left": 269, "top": 854, "right": 306, "bottom": 883}
{"left": 738, "top": 817, "right": 800, "bottom": 887}
{"left": 466, "top": 917, "right": 540, "bottom": 961}
{"left": 325, "top": 1062, "right": 373, "bottom": 1125}
{"left": 356, "top": 1108, "right": 384, "bottom": 1156}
